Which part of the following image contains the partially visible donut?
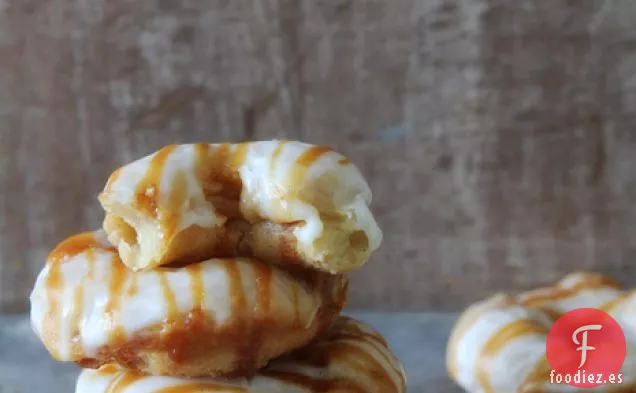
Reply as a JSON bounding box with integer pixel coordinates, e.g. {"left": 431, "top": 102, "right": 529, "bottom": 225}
{"left": 75, "top": 317, "right": 407, "bottom": 393}
{"left": 29, "top": 230, "right": 347, "bottom": 377}
{"left": 446, "top": 271, "right": 636, "bottom": 393}
{"left": 98, "top": 141, "right": 382, "bottom": 273}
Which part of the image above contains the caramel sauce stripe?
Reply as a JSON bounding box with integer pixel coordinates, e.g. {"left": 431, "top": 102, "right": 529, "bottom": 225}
{"left": 104, "top": 167, "right": 123, "bottom": 193}
{"left": 194, "top": 143, "right": 250, "bottom": 221}
{"left": 344, "top": 341, "right": 403, "bottom": 390}
{"left": 325, "top": 322, "right": 405, "bottom": 388}
{"left": 187, "top": 263, "right": 206, "bottom": 316}
{"left": 450, "top": 305, "right": 532, "bottom": 385}
{"left": 447, "top": 298, "right": 512, "bottom": 380}
{"left": 42, "top": 232, "right": 112, "bottom": 360}
{"left": 520, "top": 278, "right": 621, "bottom": 307}
{"left": 268, "top": 141, "right": 289, "bottom": 220}
{"left": 69, "top": 277, "right": 86, "bottom": 356}
{"left": 331, "top": 334, "right": 399, "bottom": 381}
{"left": 475, "top": 319, "right": 548, "bottom": 393}
{"left": 521, "top": 356, "right": 552, "bottom": 391}
{"left": 290, "top": 145, "right": 332, "bottom": 197}
{"left": 602, "top": 291, "right": 634, "bottom": 313}
{"left": 154, "top": 383, "right": 247, "bottom": 393}
{"left": 96, "top": 368, "right": 249, "bottom": 393}
{"left": 133, "top": 145, "right": 176, "bottom": 217}
{"left": 262, "top": 370, "right": 368, "bottom": 393}
{"left": 103, "top": 371, "right": 143, "bottom": 393}
{"left": 41, "top": 262, "right": 63, "bottom": 360}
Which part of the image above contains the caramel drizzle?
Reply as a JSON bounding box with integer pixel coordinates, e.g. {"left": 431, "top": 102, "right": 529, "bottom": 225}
{"left": 86, "top": 249, "right": 96, "bottom": 280}
{"left": 291, "top": 281, "right": 300, "bottom": 325}
{"left": 105, "top": 255, "right": 129, "bottom": 344}
{"left": 134, "top": 145, "right": 177, "bottom": 255}
{"left": 69, "top": 273, "right": 86, "bottom": 356}
{"left": 104, "top": 167, "right": 124, "bottom": 193}
{"left": 337, "top": 157, "right": 351, "bottom": 166}
{"left": 520, "top": 275, "right": 621, "bottom": 307}
{"left": 225, "top": 260, "right": 246, "bottom": 317}
{"left": 296, "top": 145, "right": 332, "bottom": 168}
{"left": 521, "top": 356, "right": 552, "bottom": 390}
{"left": 447, "top": 296, "right": 516, "bottom": 379}
{"left": 224, "top": 260, "right": 256, "bottom": 367}
{"left": 328, "top": 341, "right": 401, "bottom": 392}
{"left": 43, "top": 232, "right": 109, "bottom": 359}
{"left": 103, "top": 371, "right": 143, "bottom": 393}
{"left": 291, "top": 145, "right": 332, "bottom": 189}
{"left": 283, "top": 319, "right": 405, "bottom": 391}
{"left": 164, "top": 170, "right": 188, "bottom": 244}
{"left": 157, "top": 271, "right": 187, "bottom": 362}
{"left": 96, "top": 364, "right": 121, "bottom": 375}
{"left": 265, "top": 141, "right": 289, "bottom": 222}
{"left": 450, "top": 275, "right": 629, "bottom": 391}
{"left": 154, "top": 384, "right": 246, "bottom": 393}
{"left": 194, "top": 143, "right": 244, "bottom": 219}
{"left": 329, "top": 321, "right": 389, "bottom": 347}
{"left": 47, "top": 232, "right": 112, "bottom": 265}
{"left": 97, "top": 367, "right": 247, "bottom": 393}
{"left": 185, "top": 262, "right": 206, "bottom": 332}
{"left": 253, "top": 261, "right": 273, "bottom": 317}
{"left": 135, "top": 145, "right": 177, "bottom": 217}
{"left": 188, "top": 262, "right": 205, "bottom": 313}
{"left": 534, "top": 306, "right": 562, "bottom": 322}
{"left": 475, "top": 319, "right": 548, "bottom": 393}
{"left": 262, "top": 371, "right": 367, "bottom": 393}
{"left": 601, "top": 291, "right": 632, "bottom": 312}
{"left": 127, "top": 275, "right": 139, "bottom": 297}
{"left": 43, "top": 259, "right": 63, "bottom": 359}
{"left": 229, "top": 143, "right": 249, "bottom": 168}
{"left": 270, "top": 141, "right": 287, "bottom": 174}
{"left": 159, "top": 272, "right": 179, "bottom": 317}
{"left": 328, "top": 328, "right": 398, "bottom": 377}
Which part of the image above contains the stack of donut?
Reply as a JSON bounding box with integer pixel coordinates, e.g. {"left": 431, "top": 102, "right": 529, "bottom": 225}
{"left": 29, "top": 141, "right": 407, "bottom": 393}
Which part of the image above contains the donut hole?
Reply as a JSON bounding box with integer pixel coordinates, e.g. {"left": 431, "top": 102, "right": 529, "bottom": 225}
{"left": 117, "top": 218, "right": 139, "bottom": 246}
{"left": 103, "top": 211, "right": 153, "bottom": 270}
{"left": 309, "top": 214, "right": 371, "bottom": 273}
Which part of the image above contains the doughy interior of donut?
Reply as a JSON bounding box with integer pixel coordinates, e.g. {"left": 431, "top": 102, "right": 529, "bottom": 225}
{"left": 99, "top": 142, "right": 382, "bottom": 272}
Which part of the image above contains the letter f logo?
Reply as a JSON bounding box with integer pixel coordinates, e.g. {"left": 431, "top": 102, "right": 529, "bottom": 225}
{"left": 573, "top": 324, "right": 602, "bottom": 368}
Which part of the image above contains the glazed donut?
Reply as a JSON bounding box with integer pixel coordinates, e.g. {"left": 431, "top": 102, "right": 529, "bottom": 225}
{"left": 446, "top": 272, "right": 636, "bottom": 393}
{"left": 29, "top": 231, "right": 347, "bottom": 377}
{"left": 75, "top": 317, "right": 407, "bottom": 393}
{"left": 97, "top": 141, "right": 382, "bottom": 273}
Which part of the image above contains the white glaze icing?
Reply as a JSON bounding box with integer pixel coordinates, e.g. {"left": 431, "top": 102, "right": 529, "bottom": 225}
{"left": 447, "top": 272, "right": 636, "bottom": 393}
{"left": 29, "top": 230, "right": 337, "bottom": 362}
{"left": 98, "top": 141, "right": 382, "bottom": 271}
{"left": 75, "top": 317, "right": 407, "bottom": 393}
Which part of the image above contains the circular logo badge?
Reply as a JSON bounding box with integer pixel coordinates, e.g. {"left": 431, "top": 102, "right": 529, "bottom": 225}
{"left": 546, "top": 308, "right": 626, "bottom": 388}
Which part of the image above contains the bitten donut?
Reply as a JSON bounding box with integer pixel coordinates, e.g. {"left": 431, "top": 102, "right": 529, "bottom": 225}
{"left": 446, "top": 272, "right": 636, "bottom": 393}
{"left": 75, "top": 317, "right": 407, "bottom": 393}
{"left": 29, "top": 231, "right": 347, "bottom": 378}
{"left": 98, "top": 141, "right": 382, "bottom": 273}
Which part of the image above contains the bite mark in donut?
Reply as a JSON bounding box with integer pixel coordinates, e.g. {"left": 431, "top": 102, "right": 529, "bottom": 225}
{"left": 98, "top": 141, "right": 382, "bottom": 273}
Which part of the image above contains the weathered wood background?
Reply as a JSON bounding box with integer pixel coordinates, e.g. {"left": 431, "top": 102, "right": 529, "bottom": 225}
{"left": 2, "top": 0, "right": 636, "bottom": 312}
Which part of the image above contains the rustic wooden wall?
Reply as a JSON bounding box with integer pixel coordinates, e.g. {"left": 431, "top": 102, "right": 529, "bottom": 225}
{"left": 2, "top": 0, "right": 636, "bottom": 312}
